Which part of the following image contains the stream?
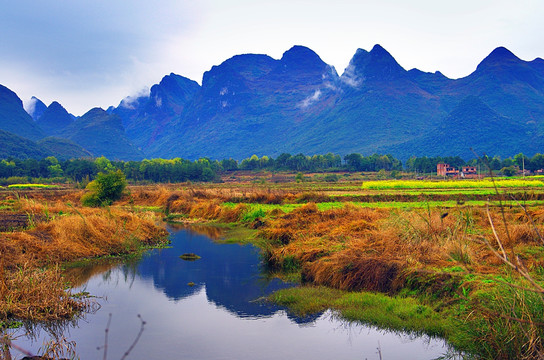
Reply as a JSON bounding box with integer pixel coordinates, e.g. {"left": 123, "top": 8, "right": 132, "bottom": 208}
{"left": 10, "top": 224, "right": 454, "bottom": 359}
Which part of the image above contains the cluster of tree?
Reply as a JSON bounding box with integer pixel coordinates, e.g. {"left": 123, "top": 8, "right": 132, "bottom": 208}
{"left": 228, "top": 153, "right": 343, "bottom": 172}
{"left": 0, "top": 152, "right": 403, "bottom": 183}
{"left": 343, "top": 153, "right": 402, "bottom": 172}
{"left": 404, "top": 156, "right": 467, "bottom": 174}
{"left": 81, "top": 170, "right": 127, "bottom": 207}
{"left": 0, "top": 156, "right": 219, "bottom": 183}
{"left": 227, "top": 152, "right": 406, "bottom": 172}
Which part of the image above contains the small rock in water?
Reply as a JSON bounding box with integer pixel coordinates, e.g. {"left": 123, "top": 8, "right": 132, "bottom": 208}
{"left": 179, "top": 253, "right": 201, "bottom": 261}
{"left": 187, "top": 282, "right": 196, "bottom": 286}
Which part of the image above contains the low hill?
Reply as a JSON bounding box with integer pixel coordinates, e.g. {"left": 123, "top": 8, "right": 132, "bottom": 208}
{"left": 62, "top": 108, "right": 143, "bottom": 160}
{"left": 37, "top": 137, "right": 93, "bottom": 160}
{"left": 0, "top": 129, "right": 48, "bottom": 159}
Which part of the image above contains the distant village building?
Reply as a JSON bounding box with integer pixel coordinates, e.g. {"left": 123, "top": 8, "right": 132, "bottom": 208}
{"left": 461, "top": 166, "right": 478, "bottom": 178}
{"left": 437, "top": 163, "right": 480, "bottom": 178}
{"left": 437, "top": 163, "right": 459, "bottom": 177}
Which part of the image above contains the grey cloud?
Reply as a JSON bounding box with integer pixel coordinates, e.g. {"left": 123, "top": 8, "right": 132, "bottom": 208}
{"left": 0, "top": 1, "right": 194, "bottom": 77}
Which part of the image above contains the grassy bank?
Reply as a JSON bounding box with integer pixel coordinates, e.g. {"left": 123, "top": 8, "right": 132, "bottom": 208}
{"left": 137, "top": 182, "right": 544, "bottom": 359}
{"left": 0, "top": 192, "right": 168, "bottom": 323}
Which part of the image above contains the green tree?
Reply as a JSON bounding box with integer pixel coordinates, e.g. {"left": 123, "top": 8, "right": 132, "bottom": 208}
{"left": 295, "top": 172, "right": 305, "bottom": 183}
{"left": 81, "top": 170, "right": 127, "bottom": 207}
{"left": 514, "top": 153, "right": 529, "bottom": 171}
{"left": 501, "top": 166, "right": 517, "bottom": 177}
{"left": 47, "top": 163, "right": 63, "bottom": 177}
{"left": 529, "top": 153, "right": 544, "bottom": 171}
{"left": 95, "top": 156, "right": 115, "bottom": 172}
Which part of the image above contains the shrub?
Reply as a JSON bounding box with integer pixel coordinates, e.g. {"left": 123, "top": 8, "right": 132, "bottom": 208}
{"left": 81, "top": 170, "right": 127, "bottom": 207}
{"left": 322, "top": 174, "right": 339, "bottom": 182}
{"left": 501, "top": 166, "right": 517, "bottom": 177}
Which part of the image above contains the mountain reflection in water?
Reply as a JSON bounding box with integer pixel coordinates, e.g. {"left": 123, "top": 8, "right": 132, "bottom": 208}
{"left": 136, "top": 224, "right": 316, "bottom": 323}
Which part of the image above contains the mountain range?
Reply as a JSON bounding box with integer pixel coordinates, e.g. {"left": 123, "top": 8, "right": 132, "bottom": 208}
{"left": 1, "top": 45, "right": 543, "bottom": 161}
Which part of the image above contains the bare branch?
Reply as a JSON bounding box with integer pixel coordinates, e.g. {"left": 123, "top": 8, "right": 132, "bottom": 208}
{"left": 486, "top": 204, "right": 508, "bottom": 260}
{"left": 120, "top": 314, "right": 146, "bottom": 360}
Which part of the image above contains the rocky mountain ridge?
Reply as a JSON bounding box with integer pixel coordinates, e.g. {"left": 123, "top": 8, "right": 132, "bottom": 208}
{"left": 1, "top": 44, "right": 543, "bottom": 161}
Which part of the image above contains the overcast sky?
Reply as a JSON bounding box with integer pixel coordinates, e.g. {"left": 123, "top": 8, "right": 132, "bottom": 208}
{"left": 1, "top": 0, "right": 543, "bottom": 116}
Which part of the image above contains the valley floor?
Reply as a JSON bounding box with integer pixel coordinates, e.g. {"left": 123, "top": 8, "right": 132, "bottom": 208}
{"left": 2, "top": 174, "right": 544, "bottom": 359}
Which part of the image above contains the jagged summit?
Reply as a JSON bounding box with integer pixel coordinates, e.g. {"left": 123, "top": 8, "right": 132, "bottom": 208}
{"left": 25, "top": 96, "right": 47, "bottom": 121}
{"left": 341, "top": 44, "right": 406, "bottom": 85}
{"left": 83, "top": 107, "right": 108, "bottom": 118}
{"left": 48, "top": 101, "right": 66, "bottom": 112}
{"left": 369, "top": 44, "right": 392, "bottom": 57}
{"left": 486, "top": 46, "right": 519, "bottom": 61}
{"left": 0, "top": 85, "right": 45, "bottom": 140}
{"left": 36, "top": 101, "right": 74, "bottom": 137}
{"left": 154, "top": 73, "right": 200, "bottom": 101}
{"left": 280, "top": 45, "right": 327, "bottom": 70}
{"left": 202, "top": 53, "right": 277, "bottom": 89}
{"left": 476, "top": 46, "right": 521, "bottom": 71}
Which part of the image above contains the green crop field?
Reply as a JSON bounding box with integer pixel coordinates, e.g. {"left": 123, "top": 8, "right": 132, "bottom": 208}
{"left": 7, "top": 184, "right": 59, "bottom": 189}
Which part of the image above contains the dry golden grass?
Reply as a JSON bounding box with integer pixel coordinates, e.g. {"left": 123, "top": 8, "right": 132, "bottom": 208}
{"left": 1, "top": 199, "right": 167, "bottom": 270}
{"left": 0, "top": 263, "right": 87, "bottom": 321}
{"left": 0, "top": 197, "right": 168, "bottom": 322}
{"left": 252, "top": 201, "right": 544, "bottom": 293}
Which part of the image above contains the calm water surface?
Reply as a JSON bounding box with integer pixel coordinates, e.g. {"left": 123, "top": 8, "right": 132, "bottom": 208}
{"left": 12, "top": 225, "right": 453, "bottom": 359}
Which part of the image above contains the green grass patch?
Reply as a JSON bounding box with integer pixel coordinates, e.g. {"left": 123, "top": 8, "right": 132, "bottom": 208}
{"left": 132, "top": 205, "right": 163, "bottom": 212}
{"left": 224, "top": 199, "right": 544, "bottom": 213}
{"left": 241, "top": 207, "right": 267, "bottom": 222}
{"left": 219, "top": 226, "right": 262, "bottom": 246}
{"left": 270, "top": 286, "right": 448, "bottom": 337}
{"left": 7, "top": 183, "right": 59, "bottom": 189}
{"left": 361, "top": 179, "right": 544, "bottom": 190}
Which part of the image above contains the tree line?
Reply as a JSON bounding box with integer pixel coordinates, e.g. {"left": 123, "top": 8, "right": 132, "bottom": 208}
{"left": 0, "top": 156, "right": 218, "bottom": 184}
{"left": 1, "top": 152, "right": 544, "bottom": 184}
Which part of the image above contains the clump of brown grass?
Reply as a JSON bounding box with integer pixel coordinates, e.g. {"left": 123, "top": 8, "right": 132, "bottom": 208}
{"left": 261, "top": 204, "right": 391, "bottom": 274}
{"left": 0, "top": 263, "right": 87, "bottom": 321}
{"left": 303, "top": 254, "right": 401, "bottom": 292}
{"left": 258, "top": 201, "right": 544, "bottom": 294}
{"left": 2, "top": 200, "right": 168, "bottom": 268}
{"left": 165, "top": 193, "right": 249, "bottom": 224}
{"left": 120, "top": 186, "right": 176, "bottom": 207}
